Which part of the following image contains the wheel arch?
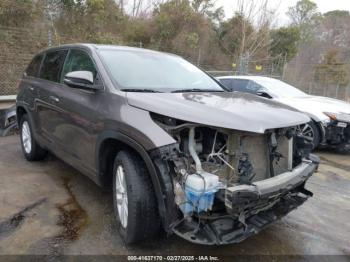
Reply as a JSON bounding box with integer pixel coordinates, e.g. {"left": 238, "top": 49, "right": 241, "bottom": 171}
{"left": 96, "top": 130, "right": 167, "bottom": 223}
{"left": 301, "top": 111, "right": 326, "bottom": 144}
{"left": 309, "top": 118, "right": 326, "bottom": 144}
{"left": 16, "top": 106, "right": 28, "bottom": 125}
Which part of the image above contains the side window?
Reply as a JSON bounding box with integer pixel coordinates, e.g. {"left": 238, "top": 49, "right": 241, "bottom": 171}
{"left": 231, "top": 79, "right": 249, "bottom": 92}
{"left": 246, "top": 81, "right": 263, "bottom": 94}
{"left": 219, "top": 79, "right": 233, "bottom": 90}
{"left": 26, "top": 54, "right": 43, "bottom": 77}
{"left": 61, "top": 49, "right": 97, "bottom": 83}
{"left": 40, "top": 50, "right": 67, "bottom": 83}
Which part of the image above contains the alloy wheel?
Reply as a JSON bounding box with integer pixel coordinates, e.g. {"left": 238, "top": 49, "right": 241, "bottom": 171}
{"left": 115, "top": 165, "right": 128, "bottom": 228}
{"left": 22, "top": 121, "right": 32, "bottom": 154}
{"left": 297, "top": 123, "right": 314, "bottom": 142}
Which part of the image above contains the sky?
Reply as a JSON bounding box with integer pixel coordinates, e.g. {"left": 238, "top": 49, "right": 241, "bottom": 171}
{"left": 216, "top": 0, "right": 350, "bottom": 26}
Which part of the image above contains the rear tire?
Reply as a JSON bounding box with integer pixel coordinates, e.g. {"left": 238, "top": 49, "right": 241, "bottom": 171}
{"left": 112, "top": 150, "right": 160, "bottom": 244}
{"left": 19, "top": 114, "right": 47, "bottom": 161}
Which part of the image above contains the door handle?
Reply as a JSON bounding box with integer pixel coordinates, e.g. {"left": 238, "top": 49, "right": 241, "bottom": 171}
{"left": 49, "top": 96, "right": 60, "bottom": 103}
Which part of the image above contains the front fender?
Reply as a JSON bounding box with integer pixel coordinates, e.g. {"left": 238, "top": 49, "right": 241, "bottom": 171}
{"left": 95, "top": 130, "right": 173, "bottom": 229}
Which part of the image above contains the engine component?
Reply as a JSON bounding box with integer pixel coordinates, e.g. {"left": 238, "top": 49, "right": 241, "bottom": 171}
{"left": 237, "top": 153, "right": 255, "bottom": 184}
{"left": 188, "top": 127, "right": 202, "bottom": 173}
{"left": 183, "top": 172, "right": 219, "bottom": 216}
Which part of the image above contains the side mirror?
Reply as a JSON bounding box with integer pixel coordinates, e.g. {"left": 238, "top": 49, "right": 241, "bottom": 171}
{"left": 256, "top": 91, "right": 272, "bottom": 99}
{"left": 64, "top": 71, "right": 101, "bottom": 90}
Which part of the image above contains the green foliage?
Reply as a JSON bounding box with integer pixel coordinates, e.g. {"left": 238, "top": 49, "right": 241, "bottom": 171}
{"left": 53, "top": 0, "right": 124, "bottom": 43}
{"left": 287, "top": 0, "right": 320, "bottom": 42}
{"left": 0, "top": 0, "right": 41, "bottom": 27}
{"left": 153, "top": 0, "right": 194, "bottom": 43}
{"left": 2, "top": 0, "right": 349, "bottom": 80}
{"left": 314, "top": 50, "right": 349, "bottom": 86}
{"left": 287, "top": 0, "right": 318, "bottom": 25}
{"left": 87, "top": 32, "right": 122, "bottom": 45}
{"left": 217, "top": 13, "right": 254, "bottom": 57}
{"left": 123, "top": 18, "right": 152, "bottom": 46}
{"left": 191, "top": 0, "right": 214, "bottom": 13}
{"left": 186, "top": 33, "right": 200, "bottom": 49}
{"left": 270, "top": 27, "right": 301, "bottom": 61}
{"left": 324, "top": 10, "right": 350, "bottom": 17}
{"left": 151, "top": 0, "right": 212, "bottom": 65}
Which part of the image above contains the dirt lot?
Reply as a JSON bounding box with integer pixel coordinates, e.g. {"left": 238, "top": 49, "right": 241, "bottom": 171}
{"left": 0, "top": 135, "right": 349, "bottom": 257}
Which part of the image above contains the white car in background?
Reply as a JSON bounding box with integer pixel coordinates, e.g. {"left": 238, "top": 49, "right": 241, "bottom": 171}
{"left": 217, "top": 76, "right": 350, "bottom": 152}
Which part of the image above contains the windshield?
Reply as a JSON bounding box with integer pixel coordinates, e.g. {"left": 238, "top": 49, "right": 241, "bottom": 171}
{"left": 98, "top": 49, "right": 224, "bottom": 92}
{"left": 254, "top": 78, "right": 308, "bottom": 98}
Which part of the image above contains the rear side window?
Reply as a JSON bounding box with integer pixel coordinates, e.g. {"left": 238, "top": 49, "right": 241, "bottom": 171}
{"left": 219, "top": 79, "right": 233, "bottom": 90}
{"left": 26, "top": 54, "right": 43, "bottom": 77}
{"left": 231, "top": 79, "right": 250, "bottom": 92}
{"left": 247, "top": 81, "right": 263, "bottom": 93}
{"left": 40, "top": 50, "right": 67, "bottom": 83}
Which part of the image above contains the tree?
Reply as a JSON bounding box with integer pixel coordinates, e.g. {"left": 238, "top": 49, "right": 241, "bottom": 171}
{"left": 287, "top": 0, "right": 321, "bottom": 42}
{"left": 52, "top": 0, "right": 124, "bottom": 44}
{"left": 270, "top": 26, "right": 301, "bottom": 62}
{"left": 287, "top": 0, "right": 318, "bottom": 25}
{"left": 0, "top": 0, "right": 42, "bottom": 27}
{"left": 217, "top": 13, "right": 254, "bottom": 58}
{"left": 151, "top": 0, "right": 213, "bottom": 65}
{"left": 324, "top": 10, "right": 350, "bottom": 17}
{"left": 191, "top": 0, "right": 224, "bottom": 24}
{"left": 216, "top": 0, "right": 276, "bottom": 73}
{"left": 314, "top": 49, "right": 349, "bottom": 86}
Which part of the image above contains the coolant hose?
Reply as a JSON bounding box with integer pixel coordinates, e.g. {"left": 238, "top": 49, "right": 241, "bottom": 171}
{"left": 189, "top": 127, "right": 202, "bottom": 173}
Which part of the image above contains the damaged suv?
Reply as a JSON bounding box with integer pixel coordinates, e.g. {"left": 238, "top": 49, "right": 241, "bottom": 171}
{"left": 17, "top": 44, "right": 319, "bottom": 245}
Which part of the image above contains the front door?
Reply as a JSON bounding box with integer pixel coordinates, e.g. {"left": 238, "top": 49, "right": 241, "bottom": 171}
{"left": 54, "top": 48, "right": 103, "bottom": 175}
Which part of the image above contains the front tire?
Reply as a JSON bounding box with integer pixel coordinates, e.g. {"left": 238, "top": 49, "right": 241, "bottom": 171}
{"left": 19, "top": 114, "right": 47, "bottom": 161}
{"left": 297, "top": 121, "right": 321, "bottom": 149}
{"left": 112, "top": 150, "right": 160, "bottom": 244}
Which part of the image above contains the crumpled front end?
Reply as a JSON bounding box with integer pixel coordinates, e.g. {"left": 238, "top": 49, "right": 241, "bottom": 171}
{"left": 172, "top": 160, "right": 316, "bottom": 245}
{"left": 321, "top": 113, "right": 350, "bottom": 152}
{"left": 149, "top": 113, "right": 319, "bottom": 245}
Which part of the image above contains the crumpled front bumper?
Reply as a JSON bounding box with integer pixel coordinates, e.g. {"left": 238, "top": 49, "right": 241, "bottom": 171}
{"left": 321, "top": 120, "right": 350, "bottom": 152}
{"left": 172, "top": 157, "right": 318, "bottom": 245}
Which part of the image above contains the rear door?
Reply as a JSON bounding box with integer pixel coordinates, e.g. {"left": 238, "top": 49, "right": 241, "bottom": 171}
{"left": 20, "top": 54, "right": 44, "bottom": 133}
{"left": 36, "top": 49, "right": 68, "bottom": 146}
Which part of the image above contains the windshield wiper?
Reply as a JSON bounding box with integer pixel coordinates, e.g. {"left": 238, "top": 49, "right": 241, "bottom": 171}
{"left": 120, "top": 88, "right": 163, "bottom": 93}
{"left": 171, "top": 88, "right": 224, "bottom": 93}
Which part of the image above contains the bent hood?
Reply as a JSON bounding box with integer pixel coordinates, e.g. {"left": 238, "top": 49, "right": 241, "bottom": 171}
{"left": 126, "top": 92, "right": 310, "bottom": 133}
{"left": 276, "top": 96, "right": 350, "bottom": 122}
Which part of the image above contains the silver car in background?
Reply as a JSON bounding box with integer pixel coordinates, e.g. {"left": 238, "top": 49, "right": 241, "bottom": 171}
{"left": 217, "top": 76, "right": 350, "bottom": 152}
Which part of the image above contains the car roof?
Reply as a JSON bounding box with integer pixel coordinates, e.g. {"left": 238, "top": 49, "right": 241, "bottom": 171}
{"left": 217, "top": 75, "right": 276, "bottom": 81}
{"left": 37, "top": 43, "right": 178, "bottom": 57}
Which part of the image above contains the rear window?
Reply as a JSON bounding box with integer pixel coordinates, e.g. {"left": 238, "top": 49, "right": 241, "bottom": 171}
{"left": 26, "top": 54, "right": 43, "bottom": 77}
{"left": 40, "top": 50, "right": 67, "bottom": 83}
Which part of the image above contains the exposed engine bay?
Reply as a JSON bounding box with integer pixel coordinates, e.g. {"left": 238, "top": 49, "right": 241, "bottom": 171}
{"left": 150, "top": 113, "right": 319, "bottom": 245}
